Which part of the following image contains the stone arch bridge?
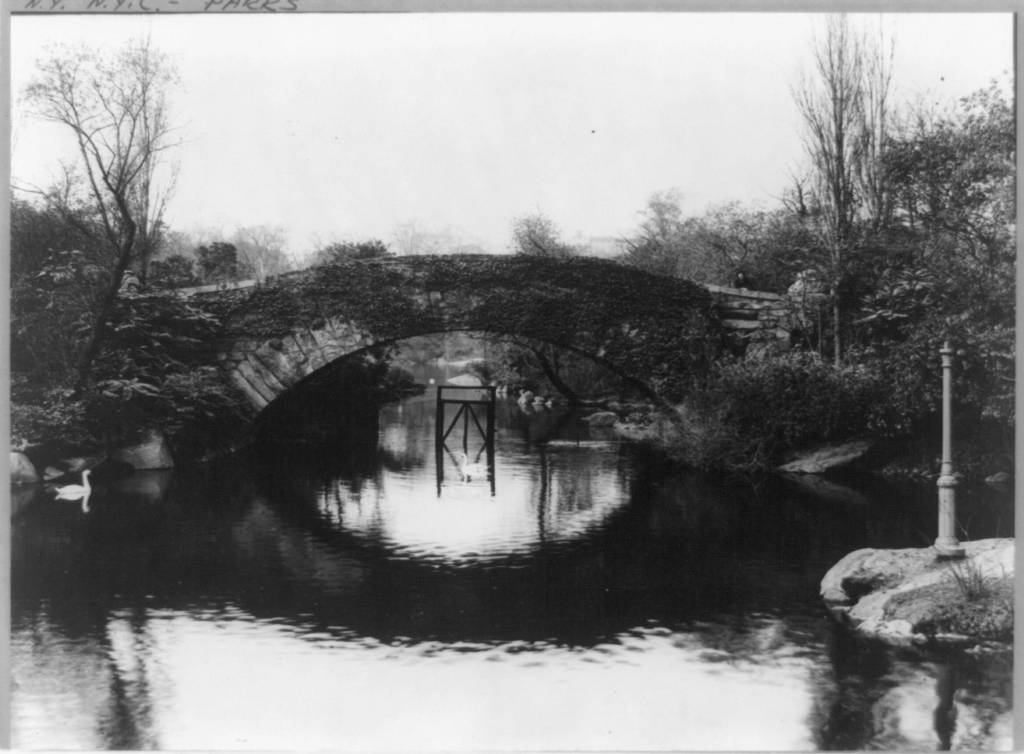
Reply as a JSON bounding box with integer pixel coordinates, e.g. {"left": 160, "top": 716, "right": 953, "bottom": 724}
{"left": 187, "top": 255, "right": 788, "bottom": 412}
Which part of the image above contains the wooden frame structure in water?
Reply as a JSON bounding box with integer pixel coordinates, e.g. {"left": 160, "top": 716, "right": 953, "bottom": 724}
{"left": 435, "top": 385, "right": 497, "bottom": 496}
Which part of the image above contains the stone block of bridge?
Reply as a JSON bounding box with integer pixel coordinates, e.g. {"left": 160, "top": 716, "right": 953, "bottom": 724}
{"left": 230, "top": 361, "right": 274, "bottom": 408}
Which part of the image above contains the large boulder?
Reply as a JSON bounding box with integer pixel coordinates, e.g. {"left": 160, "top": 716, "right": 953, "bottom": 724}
{"left": 583, "top": 411, "right": 619, "bottom": 427}
{"left": 10, "top": 452, "right": 40, "bottom": 486}
{"left": 110, "top": 429, "right": 174, "bottom": 470}
{"left": 821, "top": 538, "right": 1014, "bottom": 646}
{"left": 777, "top": 439, "right": 873, "bottom": 474}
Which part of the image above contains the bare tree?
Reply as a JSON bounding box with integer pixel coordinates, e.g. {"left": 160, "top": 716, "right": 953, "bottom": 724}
{"left": 857, "top": 21, "right": 896, "bottom": 231}
{"left": 24, "top": 37, "right": 179, "bottom": 384}
{"left": 793, "top": 15, "right": 891, "bottom": 365}
{"left": 620, "top": 189, "right": 687, "bottom": 277}
{"left": 132, "top": 148, "right": 179, "bottom": 283}
{"left": 232, "top": 225, "right": 290, "bottom": 282}
{"left": 510, "top": 211, "right": 576, "bottom": 258}
{"left": 390, "top": 219, "right": 463, "bottom": 256}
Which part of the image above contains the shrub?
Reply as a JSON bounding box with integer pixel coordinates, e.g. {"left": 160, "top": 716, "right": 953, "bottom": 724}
{"left": 12, "top": 290, "right": 251, "bottom": 459}
{"left": 84, "top": 292, "right": 251, "bottom": 450}
{"left": 671, "top": 349, "right": 883, "bottom": 471}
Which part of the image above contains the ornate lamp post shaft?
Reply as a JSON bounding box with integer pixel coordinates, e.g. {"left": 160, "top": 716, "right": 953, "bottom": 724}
{"left": 935, "top": 341, "right": 965, "bottom": 559}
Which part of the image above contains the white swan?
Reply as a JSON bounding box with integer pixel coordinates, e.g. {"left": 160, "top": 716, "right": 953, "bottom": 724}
{"left": 55, "top": 469, "right": 92, "bottom": 500}
{"left": 458, "top": 452, "right": 487, "bottom": 482}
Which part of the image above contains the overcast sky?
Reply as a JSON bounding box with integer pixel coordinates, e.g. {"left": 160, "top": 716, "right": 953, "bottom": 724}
{"left": 9, "top": 12, "right": 1014, "bottom": 258}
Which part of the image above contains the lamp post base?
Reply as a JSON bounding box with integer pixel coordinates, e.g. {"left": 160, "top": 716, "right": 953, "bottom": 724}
{"left": 934, "top": 539, "right": 966, "bottom": 560}
{"left": 934, "top": 472, "right": 964, "bottom": 560}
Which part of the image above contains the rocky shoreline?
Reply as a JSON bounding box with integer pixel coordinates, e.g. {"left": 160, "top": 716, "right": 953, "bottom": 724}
{"left": 606, "top": 408, "right": 1012, "bottom": 486}
{"left": 9, "top": 429, "right": 177, "bottom": 488}
{"left": 819, "top": 538, "right": 1014, "bottom": 650}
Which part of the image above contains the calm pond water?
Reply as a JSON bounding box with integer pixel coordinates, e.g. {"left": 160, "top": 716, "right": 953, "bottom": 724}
{"left": 10, "top": 396, "right": 1014, "bottom": 750}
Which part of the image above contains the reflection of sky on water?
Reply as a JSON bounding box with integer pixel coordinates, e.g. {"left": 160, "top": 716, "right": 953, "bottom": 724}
{"left": 318, "top": 444, "right": 630, "bottom": 563}
{"left": 312, "top": 398, "right": 634, "bottom": 563}
{"left": 14, "top": 607, "right": 821, "bottom": 751}
{"left": 17, "top": 603, "right": 1011, "bottom": 752}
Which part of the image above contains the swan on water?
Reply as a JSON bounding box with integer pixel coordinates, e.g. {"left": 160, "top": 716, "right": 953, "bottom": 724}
{"left": 458, "top": 452, "right": 487, "bottom": 482}
{"left": 54, "top": 469, "right": 92, "bottom": 512}
{"left": 55, "top": 469, "right": 91, "bottom": 500}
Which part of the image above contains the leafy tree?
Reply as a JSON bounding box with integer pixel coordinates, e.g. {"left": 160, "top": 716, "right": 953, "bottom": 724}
{"left": 883, "top": 81, "right": 1014, "bottom": 265}
{"left": 22, "top": 37, "right": 179, "bottom": 384}
{"left": 856, "top": 81, "right": 1015, "bottom": 437}
{"left": 82, "top": 292, "right": 249, "bottom": 452}
{"left": 10, "top": 272, "right": 249, "bottom": 455}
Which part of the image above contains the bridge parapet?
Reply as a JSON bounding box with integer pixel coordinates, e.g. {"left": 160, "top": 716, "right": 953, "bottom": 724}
{"left": 706, "top": 284, "right": 791, "bottom": 341}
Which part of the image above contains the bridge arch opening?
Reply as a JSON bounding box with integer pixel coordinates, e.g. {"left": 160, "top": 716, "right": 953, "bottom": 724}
{"left": 250, "top": 329, "right": 670, "bottom": 445}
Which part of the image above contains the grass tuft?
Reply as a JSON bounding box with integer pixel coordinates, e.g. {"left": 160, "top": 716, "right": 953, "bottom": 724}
{"left": 946, "top": 558, "right": 994, "bottom": 602}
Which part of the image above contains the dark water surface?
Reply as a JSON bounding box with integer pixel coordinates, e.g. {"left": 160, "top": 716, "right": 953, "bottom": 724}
{"left": 11, "top": 397, "right": 1014, "bottom": 750}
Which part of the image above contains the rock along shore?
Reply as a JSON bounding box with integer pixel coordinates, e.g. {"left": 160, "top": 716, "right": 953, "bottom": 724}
{"left": 820, "top": 538, "right": 1014, "bottom": 649}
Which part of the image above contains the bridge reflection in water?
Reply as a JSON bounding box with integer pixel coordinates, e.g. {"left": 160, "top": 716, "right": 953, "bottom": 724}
{"left": 9, "top": 395, "right": 1014, "bottom": 750}
{"left": 311, "top": 397, "right": 629, "bottom": 565}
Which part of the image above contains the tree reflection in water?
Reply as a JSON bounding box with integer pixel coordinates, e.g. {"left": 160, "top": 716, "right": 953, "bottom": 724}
{"left": 9, "top": 397, "right": 1014, "bottom": 750}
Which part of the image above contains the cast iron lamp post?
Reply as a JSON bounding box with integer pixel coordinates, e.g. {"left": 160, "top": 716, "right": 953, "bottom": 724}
{"left": 934, "top": 341, "right": 965, "bottom": 559}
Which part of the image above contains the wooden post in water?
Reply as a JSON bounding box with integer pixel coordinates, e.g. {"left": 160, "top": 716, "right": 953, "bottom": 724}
{"left": 486, "top": 385, "right": 496, "bottom": 496}
{"left": 435, "top": 386, "right": 445, "bottom": 495}
{"left": 934, "top": 341, "right": 965, "bottom": 559}
{"left": 435, "top": 384, "right": 497, "bottom": 496}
